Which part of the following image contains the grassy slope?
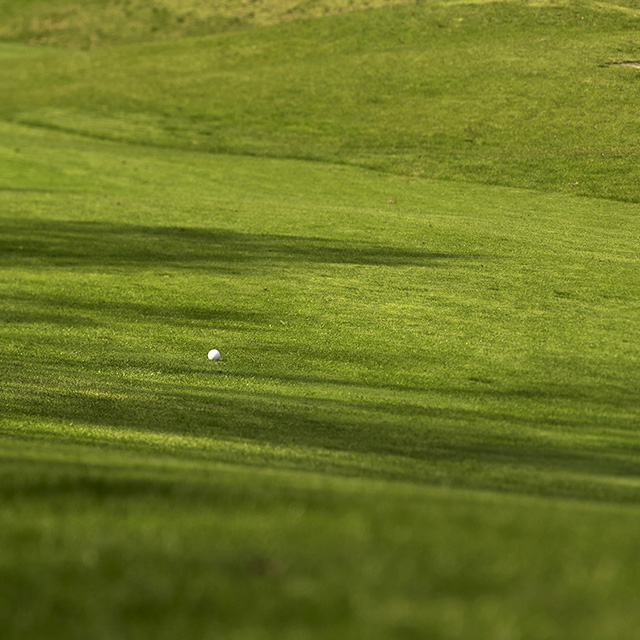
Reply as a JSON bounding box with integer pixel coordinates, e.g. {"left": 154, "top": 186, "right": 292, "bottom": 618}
{"left": 2, "top": 120, "right": 639, "bottom": 638}
{"left": 0, "top": 0, "right": 411, "bottom": 49}
{"left": 1, "top": 0, "right": 640, "bottom": 638}
{"left": 2, "top": 1, "right": 640, "bottom": 201}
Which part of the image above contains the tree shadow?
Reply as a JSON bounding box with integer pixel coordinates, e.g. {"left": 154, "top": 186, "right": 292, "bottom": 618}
{"left": 3, "top": 291, "right": 265, "bottom": 330}
{"left": 1, "top": 218, "right": 470, "bottom": 270}
{"left": 5, "top": 217, "right": 639, "bottom": 503}
{"left": 4, "top": 352, "right": 640, "bottom": 505}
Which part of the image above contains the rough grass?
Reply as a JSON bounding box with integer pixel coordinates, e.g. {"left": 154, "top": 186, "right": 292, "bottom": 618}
{"left": 0, "top": 0, "right": 412, "bottom": 49}
{"left": 2, "top": 1, "right": 640, "bottom": 200}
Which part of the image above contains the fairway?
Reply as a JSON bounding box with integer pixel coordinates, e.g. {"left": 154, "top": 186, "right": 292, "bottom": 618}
{"left": 1, "top": 1, "right": 640, "bottom": 638}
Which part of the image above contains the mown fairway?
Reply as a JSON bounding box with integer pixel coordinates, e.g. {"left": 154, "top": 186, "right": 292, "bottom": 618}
{"left": 1, "top": 1, "right": 639, "bottom": 638}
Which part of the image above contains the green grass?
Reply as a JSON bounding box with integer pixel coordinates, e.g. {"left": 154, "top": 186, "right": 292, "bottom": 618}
{"left": 1, "top": 1, "right": 640, "bottom": 638}
{"left": 3, "top": 1, "right": 640, "bottom": 200}
{"left": 0, "top": 0, "right": 410, "bottom": 49}
{"left": 2, "top": 118, "right": 639, "bottom": 638}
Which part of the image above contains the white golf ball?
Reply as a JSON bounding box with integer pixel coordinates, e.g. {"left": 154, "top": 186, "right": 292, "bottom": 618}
{"left": 208, "top": 349, "right": 221, "bottom": 361}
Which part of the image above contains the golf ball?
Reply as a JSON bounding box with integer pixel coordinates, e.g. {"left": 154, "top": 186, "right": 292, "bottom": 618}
{"left": 208, "top": 349, "right": 221, "bottom": 361}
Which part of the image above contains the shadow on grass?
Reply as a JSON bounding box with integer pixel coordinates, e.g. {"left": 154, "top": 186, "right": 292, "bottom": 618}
{"left": 4, "top": 357, "right": 640, "bottom": 505}
{"left": 2, "top": 292, "right": 265, "bottom": 330}
{"left": 0, "top": 218, "right": 466, "bottom": 269}
{"left": 3, "top": 216, "right": 639, "bottom": 503}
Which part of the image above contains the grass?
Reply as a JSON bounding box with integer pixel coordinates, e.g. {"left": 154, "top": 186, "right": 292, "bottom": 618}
{"left": 0, "top": 0, "right": 411, "bottom": 49}
{"left": 3, "top": 1, "right": 640, "bottom": 200}
{"left": 1, "top": 1, "right": 640, "bottom": 638}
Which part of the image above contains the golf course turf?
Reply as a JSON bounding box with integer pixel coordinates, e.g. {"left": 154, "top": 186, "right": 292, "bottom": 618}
{"left": 1, "top": 1, "right": 639, "bottom": 638}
